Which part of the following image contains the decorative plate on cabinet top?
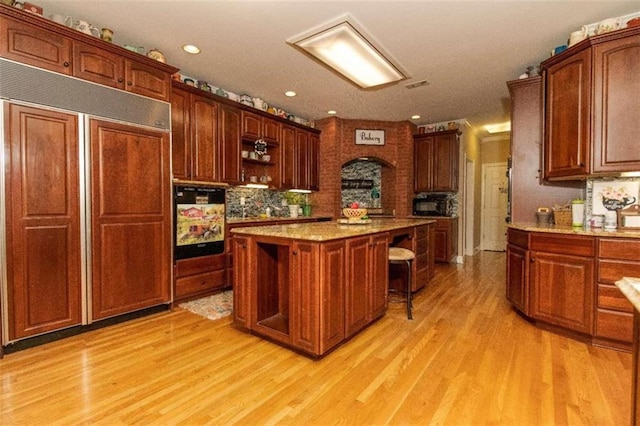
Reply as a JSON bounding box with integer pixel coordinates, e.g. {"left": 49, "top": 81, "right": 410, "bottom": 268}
{"left": 147, "top": 49, "right": 166, "bottom": 63}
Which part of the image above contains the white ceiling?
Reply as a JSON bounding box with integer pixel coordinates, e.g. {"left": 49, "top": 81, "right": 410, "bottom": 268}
{"left": 34, "top": 0, "right": 640, "bottom": 135}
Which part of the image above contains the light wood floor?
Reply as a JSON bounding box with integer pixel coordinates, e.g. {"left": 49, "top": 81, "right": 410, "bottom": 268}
{"left": 0, "top": 252, "right": 632, "bottom": 425}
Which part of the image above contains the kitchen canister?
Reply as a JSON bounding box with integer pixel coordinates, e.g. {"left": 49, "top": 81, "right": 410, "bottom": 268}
{"left": 571, "top": 199, "right": 584, "bottom": 227}
{"left": 604, "top": 210, "right": 618, "bottom": 230}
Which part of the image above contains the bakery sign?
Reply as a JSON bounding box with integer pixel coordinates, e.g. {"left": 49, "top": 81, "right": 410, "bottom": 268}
{"left": 355, "top": 129, "right": 385, "bottom": 146}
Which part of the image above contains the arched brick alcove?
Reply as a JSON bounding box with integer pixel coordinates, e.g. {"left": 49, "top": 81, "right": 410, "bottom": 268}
{"left": 312, "top": 116, "right": 416, "bottom": 218}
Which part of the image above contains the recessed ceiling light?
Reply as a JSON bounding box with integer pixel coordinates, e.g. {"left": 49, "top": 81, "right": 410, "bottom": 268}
{"left": 411, "top": 115, "right": 421, "bottom": 120}
{"left": 182, "top": 44, "right": 200, "bottom": 54}
{"left": 328, "top": 110, "right": 337, "bottom": 115}
{"left": 284, "top": 91, "right": 297, "bottom": 97}
{"left": 288, "top": 15, "right": 408, "bottom": 89}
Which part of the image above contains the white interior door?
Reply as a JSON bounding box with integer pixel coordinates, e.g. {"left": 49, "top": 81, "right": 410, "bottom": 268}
{"left": 481, "top": 162, "right": 508, "bottom": 251}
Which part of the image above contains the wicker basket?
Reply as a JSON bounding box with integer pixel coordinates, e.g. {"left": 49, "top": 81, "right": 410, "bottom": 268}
{"left": 553, "top": 210, "right": 572, "bottom": 226}
{"left": 342, "top": 208, "right": 367, "bottom": 221}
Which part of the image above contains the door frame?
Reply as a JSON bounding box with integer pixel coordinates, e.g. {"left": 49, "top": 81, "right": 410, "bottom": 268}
{"left": 481, "top": 161, "right": 508, "bottom": 251}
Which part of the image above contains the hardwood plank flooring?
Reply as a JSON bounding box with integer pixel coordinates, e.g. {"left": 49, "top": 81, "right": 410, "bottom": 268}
{"left": 0, "top": 252, "right": 631, "bottom": 425}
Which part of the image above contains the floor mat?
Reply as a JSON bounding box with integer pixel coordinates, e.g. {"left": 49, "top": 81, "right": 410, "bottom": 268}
{"left": 178, "top": 290, "right": 233, "bottom": 321}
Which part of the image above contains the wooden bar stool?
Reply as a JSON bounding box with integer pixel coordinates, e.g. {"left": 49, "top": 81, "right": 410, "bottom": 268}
{"left": 388, "top": 247, "right": 415, "bottom": 320}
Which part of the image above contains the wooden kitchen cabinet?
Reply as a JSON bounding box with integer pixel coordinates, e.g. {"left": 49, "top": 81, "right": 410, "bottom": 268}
{"left": 279, "top": 125, "right": 319, "bottom": 191}
{"left": 434, "top": 218, "right": 458, "bottom": 263}
{"left": 595, "top": 238, "right": 639, "bottom": 349}
{"left": 529, "top": 233, "right": 595, "bottom": 335}
{"left": 174, "top": 254, "right": 228, "bottom": 303}
{"left": 414, "top": 223, "right": 436, "bottom": 289}
{"left": 506, "top": 229, "right": 530, "bottom": 315}
{"left": 241, "top": 110, "right": 281, "bottom": 186}
{"left": 0, "top": 11, "right": 176, "bottom": 101}
{"left": 345, "top": 234, "right": 388, "bottom": 337}
{"left": 507, "top": 77, "right": 582, "bottom": 222}
{"left": 234, "top": 235, "right": 349, "bottom": 356}
{"left": 218, "top": 103, "right": 242, "bottom": 183}
{"left": 171, "top": 83, "right": 220, "bottom": 182}
{"left": 0, "top": 15, "right": 72, "bottom": 75}
{"left": 414, "top": 129, "right": 460, "bottom": 192}
{"left": 280, "top": 124, "right": 297, "bottom": 189}
{"left": 542, "top": 26, "right": 640, "bottom": 179}
{"left": 232, "top": 236, "right": 251, "bottom": 328}
{"left": 4, "top": 104, "right": 83, "bottom": 340}
{"left": 89, "top": 119, "right": 171, "bottom": 320}
{"left": 506, "top": 227, "right": 640, "bottom": 351}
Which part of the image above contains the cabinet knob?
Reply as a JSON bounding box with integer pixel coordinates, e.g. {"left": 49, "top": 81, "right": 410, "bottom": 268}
{"left": 63, "top": 62, "right": 69, "bottom": 67}
{"left": 118, "top": 78, "right": 123, "bottom": 83}
{"left": 530, "top": 257, "right": 535, "bottom": 262}
{"left": 241, "top": 244, "right": 247, "bottom": 249}
{"left": 293, "top": 250, "right": 298, "bottom": 255}
{"left": 127, "top": 81, "right": 132, "bottom": 86}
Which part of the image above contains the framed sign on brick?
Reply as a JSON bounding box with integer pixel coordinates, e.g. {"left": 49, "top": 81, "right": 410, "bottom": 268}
{"left": 355, "top": 129, "right": 385, "bottom": 146}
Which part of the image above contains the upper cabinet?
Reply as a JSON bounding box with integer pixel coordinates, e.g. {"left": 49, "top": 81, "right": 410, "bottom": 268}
{"left": 413, "top": 129, "right": 460, "bottom": 192}
{"left": 542, "top": 26, "right": 640, "bottom": 180}
{"left": 0, "top": 8, "right": 177, "bottom": 101}
{"left": 171, "top": 81, "right": 319, "bottom": 189}
{"left": 171, "top": 83, "right": 219, "bottom": 182}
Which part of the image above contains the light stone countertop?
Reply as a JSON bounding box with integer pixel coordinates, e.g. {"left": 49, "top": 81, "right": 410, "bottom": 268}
{"left": 230, "top": 218, "right": 436, "bottom": 242}
{"left": 615, "top": 277, "right": 640, "bottom": 312}
{"left": 508, "top": 222, "right": 640, "bottom": 239}
{"left": 227, "top": 216, "right": 332, "bottom": 225}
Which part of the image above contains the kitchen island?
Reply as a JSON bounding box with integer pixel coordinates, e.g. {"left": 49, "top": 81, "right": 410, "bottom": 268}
{"left": 231, "top": 218, "right": 435, "bottom": 357}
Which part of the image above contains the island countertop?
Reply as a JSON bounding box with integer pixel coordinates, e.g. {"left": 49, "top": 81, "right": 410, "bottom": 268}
{"left": 230, "top": 218, "right": 436, "bottom": 241}
{"left": 508, "top": 222, "right": 640, "bottom": 239}
{"left": 616, "top": 277, "right": 640, "bottom": 312}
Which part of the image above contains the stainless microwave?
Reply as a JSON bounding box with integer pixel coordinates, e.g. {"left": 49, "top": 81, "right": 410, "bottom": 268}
{"left": 413, "top": 195, "right": 448, "bottom": 216}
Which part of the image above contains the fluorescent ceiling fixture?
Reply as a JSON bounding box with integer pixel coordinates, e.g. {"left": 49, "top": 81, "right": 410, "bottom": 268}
{"left": 484, "top": 122, "right": 511, "bottom": 134}
{"left": 411, "top": 115, "right": 421, "bottom": 120}
{"left": 284, "top": 91, "right": 297, "bottom": 97}
{"left": 328, "top": 110, "right": 337, "bottom": 115}
{"left": 182, "top": 44, "right": 200, "bottom": 54}
{"left": 288, "top": 17, "right": 408, "bottom": 89}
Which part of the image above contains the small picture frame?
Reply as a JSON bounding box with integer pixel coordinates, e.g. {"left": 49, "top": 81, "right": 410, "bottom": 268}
{"left": 618, "top": 204, "right": 640, "bottom": 230}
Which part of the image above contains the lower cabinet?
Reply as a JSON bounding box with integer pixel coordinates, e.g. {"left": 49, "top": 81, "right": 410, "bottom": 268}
{"left": 595, "top": 238, "right": 639, "bottom": 349}
{"left": 434, "top": 218, "right": 458, "bottom": 263}
{"left": 506, "top": 227, "right": 636, "bottom": 351}
{"left": 506, "top": 232, "right": 529, "bottom": 315}
{"left": 529, "top": 250, "right": 594, "bottom": 335}
{"left": 345, "top": 234, "right": 388, "bottom": 337}
{"left": 174, "top": 254, "right": 228, "bottom": 303}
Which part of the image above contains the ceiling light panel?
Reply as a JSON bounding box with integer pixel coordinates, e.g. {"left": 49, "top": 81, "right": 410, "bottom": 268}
{"left": 289, "top": 16, "right": 408, "bottom": 89}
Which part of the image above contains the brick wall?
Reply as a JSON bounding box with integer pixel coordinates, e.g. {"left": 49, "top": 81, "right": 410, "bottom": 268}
{"left": 313, "top": 117, "right": 416, "bottom": 217}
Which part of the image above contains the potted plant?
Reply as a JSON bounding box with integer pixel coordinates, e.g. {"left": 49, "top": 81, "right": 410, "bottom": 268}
{"left": 282, "top": 191, "right": 306, "bottom": 218}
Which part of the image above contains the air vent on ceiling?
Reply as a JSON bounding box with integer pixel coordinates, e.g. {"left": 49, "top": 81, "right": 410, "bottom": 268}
{"left": 405, "top": 80, "right": 430, "bottom": 89}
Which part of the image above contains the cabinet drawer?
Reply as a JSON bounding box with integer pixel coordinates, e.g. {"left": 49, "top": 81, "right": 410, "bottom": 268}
{"left": 415, "top": 225, "right": 429, "bottom": 239}
{"left": 175, "top": 254, "right": 226, "bottom": 278}
{"left": 175, "top": 270, "right": 226, "bottom": 298}
{"left": 508, "top": 228, "right": 529, "bottom": 248}
{"left": 598, "top": 259, "right": 640, "bottom": 284}
{"left": 597, "top": 284, "right": 634, "bottom": 312}
{"left": 415, "top": 238, "right": 428, "bottom": 255}
{"left": 415, "top": 253, "right": 428, "bottom": 269}
{"left": 530, "top": 233, "right": 594, "bottom": 256}
{"left": 595, "top": 308, "right": 633, "bottom": 343}
{"left": 599, "top": 238, "right": 640, "bottom": 261}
